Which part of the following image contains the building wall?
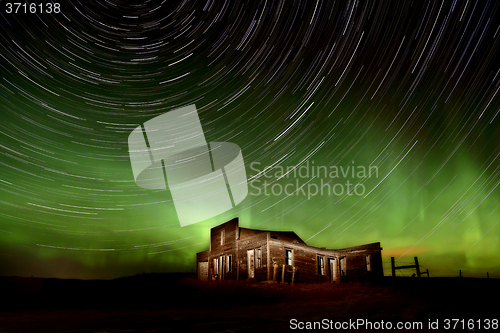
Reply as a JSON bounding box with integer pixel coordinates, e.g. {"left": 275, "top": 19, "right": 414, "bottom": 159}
{"left": 235, "top": 232, "right": 269, "bottom": 280}
{"left": 210, "top": 217, "right": 239, "bottom": 254}
{"left": 196, "top": 250, "right": 210, "bottom": 280}
{"left": 269, "top": 240, "right": 339, "bottom": 283}
{"left": 196, "top": 219, "right": 383, "bottom": 283}
{"left": 210, "top": 218, "right": 238, "bottom": 280}
{"left": 336, "top": 242, "right": 384, "bottom": 282}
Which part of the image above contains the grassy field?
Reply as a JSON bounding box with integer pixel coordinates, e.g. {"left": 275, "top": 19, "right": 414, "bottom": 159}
{"left": 0, "top": 274, "right": 498, "bottom": 332}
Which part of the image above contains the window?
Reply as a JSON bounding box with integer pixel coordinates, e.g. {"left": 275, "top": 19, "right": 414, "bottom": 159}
{"left": 221, "top": 230, "right": 225, "bottom": 245}
{"left": 365, "top": 255, "right": 371, "bottom": 272}
{"left": 213, "top": 258, "right": 219, "bottom": 275}
{"left": 256, "top": 248, "right": 262, "bottom": 268}
{"left": 226, "top": 255, "right": 232, "bottom": 272}
{"left": 328, "top": 258, "right": 337, "bottom": 282}
{"left": 317, "top": 255, "right": 325, "bottom": 275}
{"left": 247, "top": 249, "right": 255, "bottom": 278}
{"left": 285, "top": 249, "right": 293, "bottom": 265}
{"left": 340, "top": 257, "right": 346, "bottom": 276}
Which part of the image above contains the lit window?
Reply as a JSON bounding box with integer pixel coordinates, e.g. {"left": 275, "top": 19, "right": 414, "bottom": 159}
{"left": 226, "top": 255, "right": 232, "bottom": 272}
{"left": 221, "top": 230, "right": 225, "bottom": 245}
{"left": 365, "top": 255, "right": 371, "bottom": 272}
{"left": 317, "top": 256, "right": 325, "bottom": 275}
{"left": 213, "top": 258, "right": 219, "bottom": 274}
{"left": 256, "top": 248, "right": 262, "bottom": 268}
{"left": 285, "top": 249, "right": 293, "bottom": 265}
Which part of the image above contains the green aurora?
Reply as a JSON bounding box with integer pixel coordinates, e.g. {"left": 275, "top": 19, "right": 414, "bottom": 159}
{"left": 1, "top": 1, "right": 500, "bottom": 279}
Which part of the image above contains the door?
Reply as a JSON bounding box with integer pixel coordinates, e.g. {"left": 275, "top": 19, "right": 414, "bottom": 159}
{"left": 247, "top": 249, "right": 255, "bottom": 278}
{"left": 329, "top": 258, "right": 337, "bottom": 283}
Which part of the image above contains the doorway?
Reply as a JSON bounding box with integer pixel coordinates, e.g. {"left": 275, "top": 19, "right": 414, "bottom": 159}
{"left": 328, "top": 258, "right": 337, "bottom": 283}
{"left": 339, "top": 257, "right": 346, "bottom": 281}
{"left": 247, "top": 249, "right": 255, "bottom": 278}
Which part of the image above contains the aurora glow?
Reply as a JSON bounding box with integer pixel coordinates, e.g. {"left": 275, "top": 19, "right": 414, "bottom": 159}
{"left": 1, "top": 0, "right": 500, "bottom": 279}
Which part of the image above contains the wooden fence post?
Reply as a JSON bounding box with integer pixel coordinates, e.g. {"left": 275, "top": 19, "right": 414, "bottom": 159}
{"left": 414, "top": 257, "right": 421, "bottom": 278}
{"left": 391, "top": 257, "right": 396, "bottom": 287}
{"left": 291, "top": 267, "right": 296, "bottom": 286}
{"left": 282, "top": 264, "right": 285, "bottom": 284}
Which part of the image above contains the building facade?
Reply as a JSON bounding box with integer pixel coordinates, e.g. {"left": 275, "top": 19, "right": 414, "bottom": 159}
{"left": 196, "top": 218, "right": 383, "bottom": 283}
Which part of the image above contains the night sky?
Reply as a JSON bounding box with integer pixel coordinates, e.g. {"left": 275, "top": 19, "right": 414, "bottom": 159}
{"left": 1, "top": 0, "right": 500, "bottom": 279}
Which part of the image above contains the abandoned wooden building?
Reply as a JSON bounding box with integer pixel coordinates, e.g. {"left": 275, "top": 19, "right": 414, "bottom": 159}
{"left": 196, "top": 218, "right": 383, "bottom": 283}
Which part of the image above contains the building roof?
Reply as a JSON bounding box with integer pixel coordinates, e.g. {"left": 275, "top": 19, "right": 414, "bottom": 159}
{"left": 203, "top": 218, "right": 381, "bottom": 254}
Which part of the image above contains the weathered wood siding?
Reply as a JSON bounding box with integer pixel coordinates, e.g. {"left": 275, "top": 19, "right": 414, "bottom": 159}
{"left": 196, "top": 218, "right": 384, "bottom": 283}
{"left": 269, "top": 240, "right": 335, "bottom": 283}
{"left": 197, "top": 250, "right": 210, "bottom": 262}
{"left": 236, "top": 232, "right": 269, "bottom": 281}
{"left": 204, "top": 218, "right": 238, "bottom": 280}
{"left": 198, "top": 261, "right": 208, "bottom": 280}
{"left": 337, "top": 242, "right": 384, "bottom": 282}
{"left": 210, "top": 217, "right": 239, "bottom": 254}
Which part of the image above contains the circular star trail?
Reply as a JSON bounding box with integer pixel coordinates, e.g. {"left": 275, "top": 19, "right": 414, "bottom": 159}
{"left": 1, "top": 0, "right": 500, "bottom": 278}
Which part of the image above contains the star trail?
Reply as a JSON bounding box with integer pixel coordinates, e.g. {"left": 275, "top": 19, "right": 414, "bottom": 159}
{"left": 1, "top": 0, "right": 500, "bottom": 279}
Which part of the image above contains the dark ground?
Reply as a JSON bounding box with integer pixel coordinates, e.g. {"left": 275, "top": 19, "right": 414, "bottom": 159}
{"left": 0, "top": 274, "right": 498, "bottom": 332}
